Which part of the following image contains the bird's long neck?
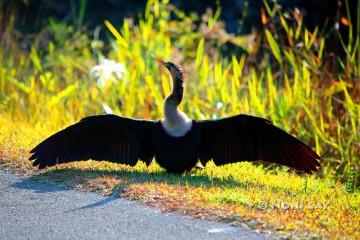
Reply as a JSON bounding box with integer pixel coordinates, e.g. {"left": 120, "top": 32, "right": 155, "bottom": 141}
{"left": 162, "top": 68, "right": 192, "bottom": 137}
{"left": 164, "top": 71, "right": 184, "bottom": 119}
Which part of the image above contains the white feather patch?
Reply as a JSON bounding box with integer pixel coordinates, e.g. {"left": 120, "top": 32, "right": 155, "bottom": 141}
{"left": 161, "top": 111, "right": 192, "bottom": 137}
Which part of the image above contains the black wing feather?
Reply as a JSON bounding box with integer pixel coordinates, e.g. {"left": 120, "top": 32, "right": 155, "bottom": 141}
{"left": 29, "top": 114, "right": 155, "bottom": 169}
{"left": 197, "top": 114, "right": 320, "bottom": 173}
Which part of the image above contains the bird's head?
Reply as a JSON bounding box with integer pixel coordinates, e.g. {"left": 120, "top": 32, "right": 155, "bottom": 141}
{"left": 152, "top": 55, "right": 184, "bottom": 82}
{"left": 152, "top": 55, "right": 185, "bottom": 105}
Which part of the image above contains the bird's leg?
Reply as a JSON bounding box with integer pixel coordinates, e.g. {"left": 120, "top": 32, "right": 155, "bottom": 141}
{"left": 188, "top": 163, "right": 205, "bottom": 174}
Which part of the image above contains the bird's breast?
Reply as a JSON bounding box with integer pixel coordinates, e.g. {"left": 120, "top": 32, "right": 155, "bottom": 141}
{"left": 161, "top": 112, "right": 193, "bottom": 137}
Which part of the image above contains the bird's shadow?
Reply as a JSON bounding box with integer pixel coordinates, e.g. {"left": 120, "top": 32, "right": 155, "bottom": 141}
{"left": 12, "top": 166, "right": 287, "bottom": 211}
{"left": 11, "top": 177, "right": 66, "bottom": 193}
{"left": 20, "top": 166, "right": 252, "bottom": 194}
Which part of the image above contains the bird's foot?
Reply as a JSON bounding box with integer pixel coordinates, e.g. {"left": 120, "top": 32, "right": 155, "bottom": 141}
{"left": 194, "top": 162, "right": 205, "bottom": 170}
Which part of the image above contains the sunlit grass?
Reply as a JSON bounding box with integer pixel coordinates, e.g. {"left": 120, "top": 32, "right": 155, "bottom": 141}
{"left": 0, "top": 0, "right": 359, "bottom": 238}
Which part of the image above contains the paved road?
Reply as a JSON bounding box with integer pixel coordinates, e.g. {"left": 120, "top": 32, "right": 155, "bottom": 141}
{"left": 0, "top": 171, "right": 271, "bottom": 240}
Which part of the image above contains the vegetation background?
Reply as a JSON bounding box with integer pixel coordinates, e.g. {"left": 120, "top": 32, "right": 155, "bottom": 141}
{"left": 0, "top": 0, "right": 359, "bottom": 239}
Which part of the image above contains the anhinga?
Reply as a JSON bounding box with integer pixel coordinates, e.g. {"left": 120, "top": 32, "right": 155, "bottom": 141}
{"left": 29, "top": 56, "right": 321, "bottom": 174}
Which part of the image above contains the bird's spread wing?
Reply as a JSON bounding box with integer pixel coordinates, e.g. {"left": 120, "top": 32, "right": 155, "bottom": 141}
{"left": 197, "top": 114, "right": 321, "bottom": 173}
{"left": 29, "top": 114, "right": 155, "bottom": 169}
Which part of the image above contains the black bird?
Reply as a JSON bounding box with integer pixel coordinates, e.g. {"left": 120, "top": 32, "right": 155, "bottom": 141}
{"left": 29, "top": 56, "right": 321, "bottom": 174}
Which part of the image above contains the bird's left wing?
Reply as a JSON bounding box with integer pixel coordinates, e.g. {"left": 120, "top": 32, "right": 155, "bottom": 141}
{"left": 29, "top": 114, "right": 155, "bottom": 169}
{"left": 197, "top": 114, "right": 321, "bottom": 173}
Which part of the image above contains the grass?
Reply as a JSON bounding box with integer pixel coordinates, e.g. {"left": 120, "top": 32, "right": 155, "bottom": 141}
{"left": 0, "top": 0, "right": 359, "bottom": 239}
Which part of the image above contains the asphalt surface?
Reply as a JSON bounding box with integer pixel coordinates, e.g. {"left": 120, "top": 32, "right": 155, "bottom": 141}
{"left": 0, "top": 171, "right": 271, "bottom": 240}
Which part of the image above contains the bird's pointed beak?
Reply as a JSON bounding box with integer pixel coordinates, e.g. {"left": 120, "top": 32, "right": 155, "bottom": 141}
{"left": 151, "top": 54, "right": 167, "bottom": 67}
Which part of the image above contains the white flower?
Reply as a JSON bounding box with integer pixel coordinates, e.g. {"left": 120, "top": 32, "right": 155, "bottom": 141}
{"left": 90, "top": 58, "right": 126, "bottom": 87}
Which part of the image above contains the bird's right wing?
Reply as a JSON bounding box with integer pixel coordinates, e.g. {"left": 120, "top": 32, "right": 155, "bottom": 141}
{"left": 197, "top": 114, "right": 321, "bottom": 173}
{"left": 29, "top": 114, "right": 155, "bottom": 169}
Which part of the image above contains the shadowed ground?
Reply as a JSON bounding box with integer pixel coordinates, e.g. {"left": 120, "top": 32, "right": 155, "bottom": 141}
{"left": 0, "top": 171, "right": 272, "bottom": 240}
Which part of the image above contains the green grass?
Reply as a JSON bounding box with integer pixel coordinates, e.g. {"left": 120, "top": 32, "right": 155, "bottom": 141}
{"left": 0, "top": 0, "right": 359, "bottom": 239}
